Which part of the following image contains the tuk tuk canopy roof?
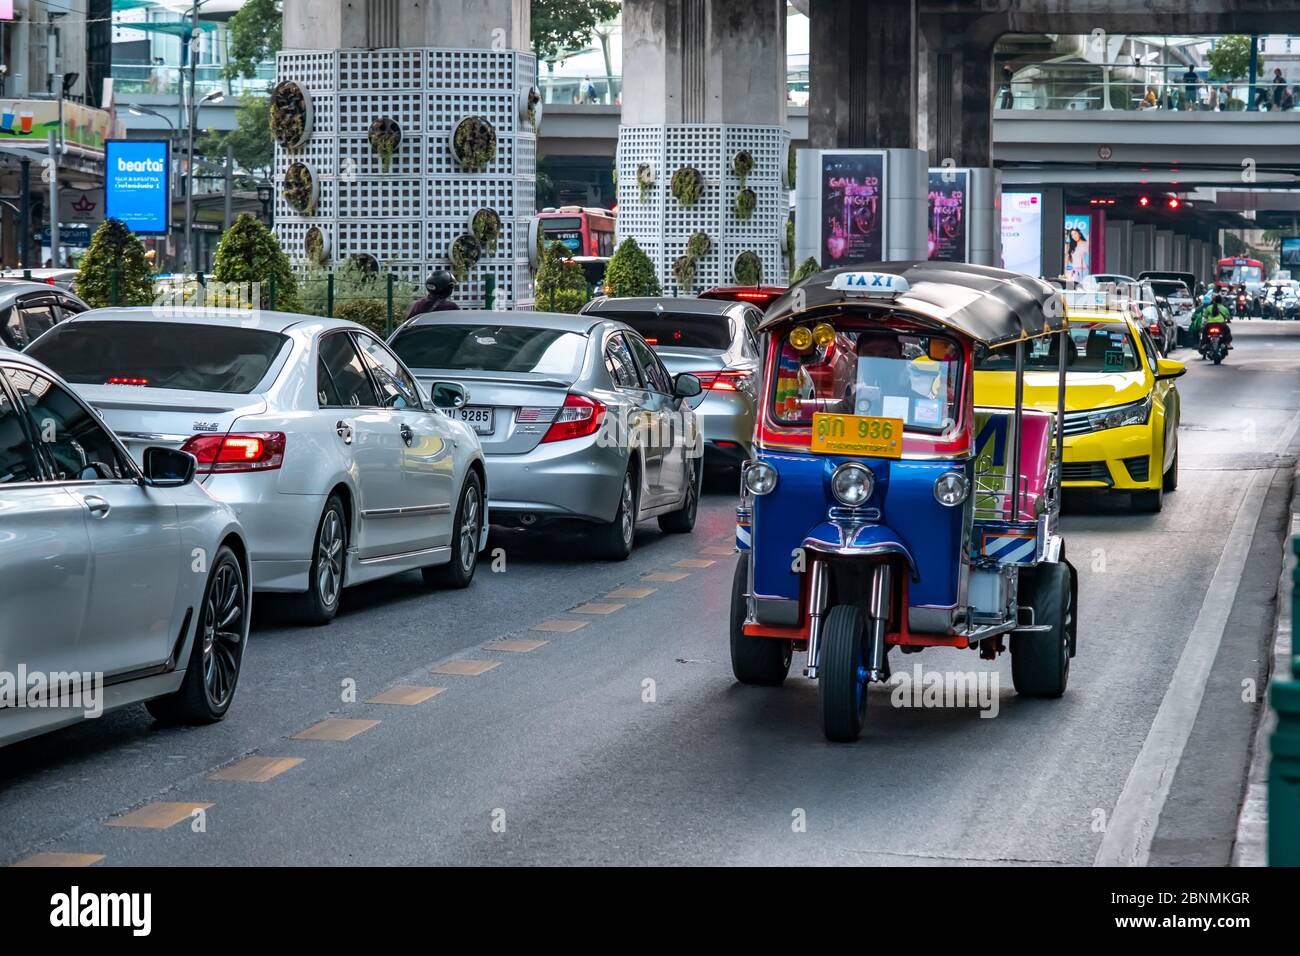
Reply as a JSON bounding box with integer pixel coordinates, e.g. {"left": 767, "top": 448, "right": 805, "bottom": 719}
{"left": 759, "top": 262, "right": 1068, "bottom": 348}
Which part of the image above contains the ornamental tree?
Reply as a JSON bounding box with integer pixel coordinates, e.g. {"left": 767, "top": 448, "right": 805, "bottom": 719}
{"left": 75, "top": 219, "right": 154, "bottom": 307}
{"left": 605, "top": 237, "right": 662, "bottom": 297}
{"left": 211, "top": 212, "right": 301, "bottom": 312}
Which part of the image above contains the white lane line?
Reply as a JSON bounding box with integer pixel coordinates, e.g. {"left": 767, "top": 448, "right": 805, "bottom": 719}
{"left": 1095, "top": 406, "right": 1300, "bottom": 866}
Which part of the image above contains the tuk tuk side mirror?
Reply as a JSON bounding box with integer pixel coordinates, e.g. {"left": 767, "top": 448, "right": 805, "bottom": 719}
{"left": 1155, "top": 358, "right": 1186, "bottom": 380}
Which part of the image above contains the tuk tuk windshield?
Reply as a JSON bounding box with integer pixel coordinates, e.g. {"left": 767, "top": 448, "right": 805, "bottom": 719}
{"left": 974, "top": 321, "right": 1140, "bottom": 373}
{"left": 771, "top": 326, "right": 961, "bottom": 434}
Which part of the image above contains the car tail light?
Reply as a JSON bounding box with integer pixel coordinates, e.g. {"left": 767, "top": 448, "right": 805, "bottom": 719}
{"left": 107, "top": 376, "right": 148, "bottom": 386}
{"left": 541, "top": 394, "right": 605, "bottom": 443}
{"left": 691, "top": 370, "right": 750, "bottom": 392}
{"left": 182, "top": 432, "right": 286, "bottom": 473}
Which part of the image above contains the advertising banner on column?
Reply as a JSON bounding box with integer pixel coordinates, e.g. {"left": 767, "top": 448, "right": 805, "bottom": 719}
{"left": 1064, "top": 211, "right": 1095, "bottom": 280}
{"left": 1280, "top": 236, "right": 1300, "bottom": 270}
{"left": 820, "top": 151, "right": 885, "bottom": 265}
{"left": 927, "top": 170, "right": 969, "bottom": 262}
{"left": 105, "top": 139, "right": 171, "bottom": 235}
{"left": 1001, "top": 192, "right": 1042, "bottom": 276}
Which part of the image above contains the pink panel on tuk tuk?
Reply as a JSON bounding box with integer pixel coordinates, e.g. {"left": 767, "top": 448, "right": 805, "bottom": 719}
{"left": 1016, "top": 409, "right": 1054, "bottom": 521}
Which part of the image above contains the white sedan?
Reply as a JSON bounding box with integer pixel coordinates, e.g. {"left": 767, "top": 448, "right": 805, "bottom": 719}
{"left": 28, "top": 308, "right": 489, "bottom": 625}
{"left": 1, "top": 346, "right": 250, "bottom": 746}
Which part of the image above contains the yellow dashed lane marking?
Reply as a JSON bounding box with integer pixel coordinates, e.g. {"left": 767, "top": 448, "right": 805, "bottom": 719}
{"left": 485, "top": 638, "right": 549, "bottom": 652}
{"left": 434, "top": 659, "right": 502, "bottom": 676}
{"left": 572, "top": 602, "right": 625, "bottom": 614}
{"left": 10, "top": 852, "right": 104, "bottom": 867}
{"left": 606, "top": 587, "right": 655, "bottom": 599}
{"left": 530, "top": 619, "right": 589, "bottom": 633}
{"left": 674, "top": 559, "right": 715, "bottom": 568}
{"left": 107, "top": 802, "right": 212, "bottom": 830}
{"left": 642, "top": 571, "right": 689, "bottom": 582}
{"left": 368, "top": 685, "right": 446, "bottom": 706}
{"left": 702, "top": 546, "right": 735, "bottom": 556}
{"left": 293, "top": 718, "right": 381, "bottom": 741}
{"left": 209, "top": 756, "right": 304, "bottom": 783}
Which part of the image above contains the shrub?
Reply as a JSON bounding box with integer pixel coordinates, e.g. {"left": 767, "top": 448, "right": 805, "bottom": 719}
{"left": 606, "top": 237, "right": 662, "bottom": 297}
{"left": 211, "top": 212, "right": 301, "bottom": 312}
{"left": 732, "top": 149, "right": 755, "bottom": 188}
{"left": 297, "top": 257, "right": 418, "bottom": 327}
{"left": 76, "top": 219, "right": 154, "bottom": 307}
{"left": 791, "top": 256, "right": 822, "bottom": 284}
{"left": 672, "top": 254, "right": 696, "bottom": 295}
{"left": 452, "top": 116, "right": 497, "bottom": 171}
{"left": 670, "top": 166, "right": 703, "bottom": 208}
{"left": 734, "top": 187, "right": 757, "bottom": 221}
{"left": 734, "top": 250, "right": 763, "bottom": 286}
{"left": 535, "top": 241, "right": 589, "bottom": 313}
{"left": 368, "top": 117, "right": 401, "bottom": 173}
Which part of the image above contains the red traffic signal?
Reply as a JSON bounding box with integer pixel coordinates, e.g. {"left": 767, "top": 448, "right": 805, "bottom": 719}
{"left": 1138, "top": 195, "right": 1151, "bottom": 207}
{"left": 1167, "top": 196, "right": 1181, "bottom": 209}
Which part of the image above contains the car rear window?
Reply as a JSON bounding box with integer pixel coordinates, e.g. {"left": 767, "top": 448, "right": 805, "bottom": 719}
{"left": 1149, "top": 281, "right": 1189, "bottom": 298}
{"left": 27, "top": 320, "right": 287, "bottom": 393}
{"left": 389, "top": 324, "right": 588, "bottom": 380}
{"left": 599, "top": 311, "right": 732, "bottom": 350}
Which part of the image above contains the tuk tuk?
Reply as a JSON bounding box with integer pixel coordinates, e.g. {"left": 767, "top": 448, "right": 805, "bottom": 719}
{"left": 731, "top": 262, "right": 1079, "bottom": 742}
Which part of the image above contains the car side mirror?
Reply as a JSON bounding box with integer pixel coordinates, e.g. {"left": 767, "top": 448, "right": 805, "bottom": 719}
{"left": 429, "top": 381, "right": 468, "bottom": 409}
{"left": 143, "top": 446, "right": 196, "bottom": 487}
{"left": 1155, "top": 358, "right": 1186, "bottom": 381}
{"left": 672, "top": 372, "right": 702, "bottom": 399}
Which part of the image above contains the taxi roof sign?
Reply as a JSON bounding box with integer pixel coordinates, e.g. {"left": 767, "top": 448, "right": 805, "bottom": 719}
{"left": 829, "top": 271, "right": 910, "bottom": 297}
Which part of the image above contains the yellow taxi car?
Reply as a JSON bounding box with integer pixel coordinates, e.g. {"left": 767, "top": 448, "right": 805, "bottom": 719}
{"left": 974, "top": 306, "right": 1185, "bottom": 512}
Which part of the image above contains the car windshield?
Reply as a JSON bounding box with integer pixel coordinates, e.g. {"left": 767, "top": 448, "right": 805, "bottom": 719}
{"left": 1149, "top": 281, "right": 1189, "bottom": 299}
{"left": 975, "top": 321, "right": 1140, "bottom": 373}
{"left": 27, "top": 320, "right": 287, "bottom": 393}
{"left": 771, "top": 324, "right": 961, "bottom": 434}
{"left": 602, "top": 311, "right": 732, "bottom": 351}
{"left": 389, "top": 323, "right": 588, "bottom": 380}
{"left": 1219, "top": 264, "right": 1263, "bottom": 284}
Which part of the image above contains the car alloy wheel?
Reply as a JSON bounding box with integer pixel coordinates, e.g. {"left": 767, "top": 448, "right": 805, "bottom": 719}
{"left": 458, "top": 482, "right": 481, "bottom": 574}
{"left": 619, "top": 474, "right": 635, "bottom": 549}
{"left": 202, "top": 560, "right": 245, "bottom": 709}
{"left": 317, "top": 507, "right": 344, "bottom": 608}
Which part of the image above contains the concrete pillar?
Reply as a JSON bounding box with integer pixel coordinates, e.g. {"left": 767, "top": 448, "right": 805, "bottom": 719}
{"left": 808, "top": 0, "right": 916, "bottom": 150}
{"left": 918, "top": 15, "right": 994, "bottom": 168}
{"left": 1041, "top": 187, "right": 1065, "bottom": 278}
{"left": 1132, "top": 224, "right": 1155, "bottom": 276}
{"left": 617, "top": 0, "right": 789, "bottom": 288}
{"left": 1173, "top": 234, "right": 1189, "bottom": 273}
{"left": 622, "top": 0, "right": 787, "bottom": 126}
{"left": 1188, "top": 238, "right": 1203, "bottom": 282}
{"left": 1155, "top": 229, "right": 1174, "bottom": 271}
{"left": 1106, "top": 219, "right": 1133, "bottom": 277}
{"left": 276, "top": 0, "right": 536, "bottom": 307}
{"left": 283, "top": 0, "right": 528, "bottom": 51}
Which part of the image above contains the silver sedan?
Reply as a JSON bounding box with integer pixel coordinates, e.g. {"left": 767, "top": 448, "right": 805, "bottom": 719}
{"left": 0, "top": 346, "right": 250, "bottom": 747}
{"left": 581, "top": 296, "right": 761, "bottom": 469}
{"left": 27, "top": 308, "right": 489, "bottom": 625}
{"left": 388, "top": 311, "right": 703, "bottom": 559}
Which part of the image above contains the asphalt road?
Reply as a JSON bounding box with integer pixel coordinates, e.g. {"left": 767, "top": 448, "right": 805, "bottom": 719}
{"left": 3, "top": 321, "right": 1297, "bottom": 866}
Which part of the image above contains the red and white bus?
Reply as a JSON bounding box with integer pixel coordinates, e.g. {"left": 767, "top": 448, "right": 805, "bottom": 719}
{"left": 537, "top": 206, "right": 616, "bottom": 258}
{"left": 1216, "top": 257, "right": 1264, "bottom": 292}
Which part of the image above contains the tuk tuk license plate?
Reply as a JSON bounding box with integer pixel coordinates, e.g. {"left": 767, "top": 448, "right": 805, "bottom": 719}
{"left": 810, "top": 413, "right": 904, "bottom": 458}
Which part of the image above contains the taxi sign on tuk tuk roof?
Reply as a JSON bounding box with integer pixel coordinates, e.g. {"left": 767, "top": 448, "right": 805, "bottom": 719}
{"left": 828, "top": 271, "right": 911, "bottom": 297}
{"left": 759, "top": 261, "right": 1067, "bottom": 348}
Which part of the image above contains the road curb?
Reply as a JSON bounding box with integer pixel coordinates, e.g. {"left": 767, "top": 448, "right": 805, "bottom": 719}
{"left": 1232, "top": 462, "right": 1299, "bottom": 866}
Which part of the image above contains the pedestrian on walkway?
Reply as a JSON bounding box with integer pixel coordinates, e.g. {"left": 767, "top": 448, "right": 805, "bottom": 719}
{"left": 1183, "top": 64, "right": 1199, "bottom": 110}
{"left": 1273, "top": 68, "right": 1287, "bottom": 109}
{"left": 999, "top": 64, "right": 1014, "bottom": 109}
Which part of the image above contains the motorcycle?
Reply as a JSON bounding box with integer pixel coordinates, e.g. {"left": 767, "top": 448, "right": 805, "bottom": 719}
{"left": 1234, "top": 289, "right": 1250, "bottom": 318}
{"left": 1200, "top": 322, "right": 1231, "bottom": 364}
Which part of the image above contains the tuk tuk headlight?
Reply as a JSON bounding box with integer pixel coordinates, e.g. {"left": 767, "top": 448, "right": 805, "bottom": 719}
{"left": 744, "top": 460, "right": 778, "bottom": 496}
{"left": 933, "top": 471, "right": 969, "bottom": 507}
{"left": 788, "top": 326, "right": 815, "bottom": 353}
{"left": 812, "top": 323, "right": 836, "bottom": 347}
{"left": 831, "top": 462, "right": 874, "bottom": 507}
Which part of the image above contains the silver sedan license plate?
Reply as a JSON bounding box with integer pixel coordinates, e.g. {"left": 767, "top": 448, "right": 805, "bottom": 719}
{"left": 456, "top": 406, "right": 494, "bottom": 435}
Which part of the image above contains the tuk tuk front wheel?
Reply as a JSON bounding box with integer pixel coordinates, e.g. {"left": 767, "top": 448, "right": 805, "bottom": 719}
{"left": 819, "top": 604, "right": 869, "bottom": 742}
{"left": 729, "top": 553, "right": 792, "bottom": 686}
{"left": 1011, "top": 562, "right": 1071, "bottom": 698}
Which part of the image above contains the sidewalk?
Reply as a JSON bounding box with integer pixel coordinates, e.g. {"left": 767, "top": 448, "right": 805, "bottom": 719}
{"left": 1232, "top": 463, "right": 1299, "bottom": 866}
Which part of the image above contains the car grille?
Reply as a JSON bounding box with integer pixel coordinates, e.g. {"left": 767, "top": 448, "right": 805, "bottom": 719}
{"left": 1123, "top": 456, "right": 1150, "bottom": 482}
{"left": 1061, "top": 412, "right": 1095, "bottom": 436}
{"left": 1061, "top": 461, "right": 1111, "bottom": 484}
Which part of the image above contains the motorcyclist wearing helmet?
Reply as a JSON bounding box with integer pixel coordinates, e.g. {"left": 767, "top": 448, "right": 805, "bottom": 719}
{"left": 405, "top": 269, "right": 460, "bottom": 319}
{"left": 1198, "top": 293, "right": 1232, "bottom": 354}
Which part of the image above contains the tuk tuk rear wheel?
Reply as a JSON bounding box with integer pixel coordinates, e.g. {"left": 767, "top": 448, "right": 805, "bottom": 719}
{"left": 1011, "top": 562, "right": 1071, "bottom": 698}
{"left": 729, "top": 553, "right": 792, "bottom": 686}
{"left": 820, "top": 604, "right": 869, "bottom": 742}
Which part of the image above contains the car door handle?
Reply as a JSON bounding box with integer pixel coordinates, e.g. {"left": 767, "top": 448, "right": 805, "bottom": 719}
{"left": 400, "top": 423, "right": 414, "bottom": 446}
{"left": 83, "top": 495, "right": 111, "bottom": 519}
{"left": 335, "top": 420, "right": 353, "bottom": 444}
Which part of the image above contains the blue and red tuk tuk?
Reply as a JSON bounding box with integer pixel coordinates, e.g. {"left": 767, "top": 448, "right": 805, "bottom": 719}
{"left": 731, "top": 262, "right": 1079, "bottom": 741}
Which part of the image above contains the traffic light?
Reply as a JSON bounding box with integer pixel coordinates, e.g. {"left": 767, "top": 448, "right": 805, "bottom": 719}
{"left": 1138, "top": 195, "right": 1151, "bottom": 208}
{"left": 1167, "top": 197, "right": 1181, "bottom": 210}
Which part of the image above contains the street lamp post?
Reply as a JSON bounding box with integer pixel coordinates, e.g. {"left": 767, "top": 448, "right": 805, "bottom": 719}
{"left": 183, "top": 87, "right": 224, "bottom": 274}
